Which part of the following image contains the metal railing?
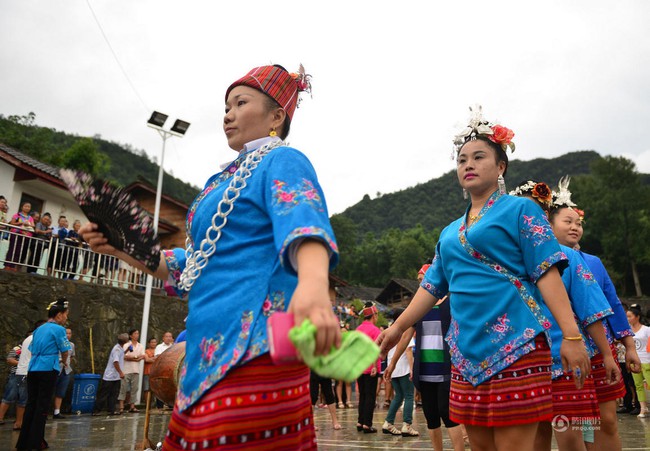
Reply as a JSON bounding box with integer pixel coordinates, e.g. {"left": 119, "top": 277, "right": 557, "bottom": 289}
{"left": 0, "top": 222, "right": 169, "bottom": 294}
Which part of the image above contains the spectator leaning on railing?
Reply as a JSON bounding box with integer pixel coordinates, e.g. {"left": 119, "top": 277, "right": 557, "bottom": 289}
{"left": 26, "top": 212, "right": 53, "bottom": 274}
{"left": 0, "top": 195, "right": 8, "bottom": 228}
{"left": 5, "top": 201, "right": 34, "bottom": 271}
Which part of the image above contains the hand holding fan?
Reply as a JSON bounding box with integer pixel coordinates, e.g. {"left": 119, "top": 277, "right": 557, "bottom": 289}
{"left": 60, "top": 169, "right": 161, "bottom": 272}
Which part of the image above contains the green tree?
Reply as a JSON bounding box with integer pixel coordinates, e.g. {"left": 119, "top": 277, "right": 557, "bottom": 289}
{"left": 573, "top": 156, "right": 650, "bottom": 296}
{"left": 59, "top": 138, "right": 111, "bottom": 177}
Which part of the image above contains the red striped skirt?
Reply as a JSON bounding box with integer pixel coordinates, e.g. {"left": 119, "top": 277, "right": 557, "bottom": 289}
{"left": 552, "top": 373, "right": 599, "bottom": 421}
{"left": 591, "top": 347, "right": 626, "bottom": 403}
{"left": 449, "top": 335, "right": 553, "bottom": 427}
{"left": 163, "top": 354, "right": 316, "bottom": 450}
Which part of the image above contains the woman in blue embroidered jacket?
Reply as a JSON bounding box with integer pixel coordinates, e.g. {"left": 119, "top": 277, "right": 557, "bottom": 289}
{"left": 81, "top": 64, "right": 340, "bottom": 450}
{"left": 511, "top": 180, "right": 620, "bottom": 451}
{"left": 547, "top": 179, "right": 638, "bottom": 451}
{"left": 378, "top": 106, "right": 590, "bottom": 451}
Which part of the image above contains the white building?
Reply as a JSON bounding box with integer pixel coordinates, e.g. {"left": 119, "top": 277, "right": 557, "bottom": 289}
{"left": 0, "top": 143, "right": 87, "bottom": 223}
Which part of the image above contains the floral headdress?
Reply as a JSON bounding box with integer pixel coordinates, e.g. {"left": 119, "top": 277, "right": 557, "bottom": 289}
{"left": 551, "top": 175, "right": 585, "bottom": 221}
{"left": 509, "top": 181, "right": 553, "bottom": 207}
{"left": 552, "top": 175, "right": 577, "bottom": 208}
{"left": 290, "top": 64, "right": 312, "bottom": 98}
{"left": 453, "top": 105, "right": 516, "bottom": 155}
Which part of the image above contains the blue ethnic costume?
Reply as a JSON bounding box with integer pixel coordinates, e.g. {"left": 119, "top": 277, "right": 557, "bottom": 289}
{"left": 422, "top": 190, "right": 567, "bottom": 426}
{"left": 549, "top": 245, "right": 612, "bottom": 379}
{"left": 164, "top": 137, "right": 338, "bottom": 412}
{"left": 578, "top": 251, "right": 633, "bottom": 340}
{"left": 577, "top": 250, "right": 629, "bottom": 403}
{"left": 547, "top": 245, "right": 612, "bottom": 420}
{"left": 16, "top": 321, "right": 71, "bottom": 450}
{"left": 161, "top": 136, "right": 338, "bottom": 450}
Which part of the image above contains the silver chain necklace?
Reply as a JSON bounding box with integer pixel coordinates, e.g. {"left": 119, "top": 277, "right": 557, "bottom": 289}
{"left": 178, "top": 139, "right": 284, "bottom": 292}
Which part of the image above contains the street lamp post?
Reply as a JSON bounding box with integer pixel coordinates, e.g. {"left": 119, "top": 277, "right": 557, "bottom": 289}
{"left": 137, "top": 111, "right": 189, "bottom": 404}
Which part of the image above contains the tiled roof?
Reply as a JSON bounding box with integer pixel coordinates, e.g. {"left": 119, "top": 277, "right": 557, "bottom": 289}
{"left": 0, "top": 142, "right": 63, "bottom": 180}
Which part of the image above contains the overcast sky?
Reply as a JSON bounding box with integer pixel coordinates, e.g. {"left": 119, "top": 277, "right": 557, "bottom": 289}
{"left": 1, "top": 1, "right": 649, "bottom": 214}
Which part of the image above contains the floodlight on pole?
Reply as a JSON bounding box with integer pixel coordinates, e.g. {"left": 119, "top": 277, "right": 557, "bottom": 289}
{"left": 138, "top": 110, "right": 190, "bottom": 404}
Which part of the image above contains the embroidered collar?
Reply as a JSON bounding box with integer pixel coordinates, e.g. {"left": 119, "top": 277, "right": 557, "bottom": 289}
{"left": 463, "top": 189, "right": 503, "bottom": 229}
{"left": 219, "top": 136, "right": 282, "bottom": 170}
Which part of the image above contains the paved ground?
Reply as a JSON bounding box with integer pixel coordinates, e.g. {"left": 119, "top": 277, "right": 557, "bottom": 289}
{"left": 2, "top": 405, "right": 650, "bottom": 450}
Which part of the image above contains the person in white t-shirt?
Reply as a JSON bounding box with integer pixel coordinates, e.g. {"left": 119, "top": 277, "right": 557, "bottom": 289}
{"left": 118, "top": 329, "right": 145, "bottom": 413}
{"left": 154, "top": 331, "right": 174, "bottom": 357}
{"left": 93, "top": 333, "right": 128, "bottom": 416}
{"left": 382, "top": 309, "right": 419, "bottom": 437}
{"left": 628, "top": 304, "right": 650, "bottom": 417}
{"left": 3, "top": 320, "right": 46, "bottom": 430}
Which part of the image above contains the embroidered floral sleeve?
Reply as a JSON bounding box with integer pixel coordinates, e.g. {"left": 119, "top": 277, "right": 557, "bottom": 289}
{"left": 271, "top": 178, "right": 325, "bottom": 215}
{"left": 576, "top": 264, "right": 597, "bottom": 284}
{"left": 581, "top": 309, "right": 613, "bottom": 329}
{"left": 279, "top": 226, "right": 339, "bottom": 273}
{"left": 519, "top": 215, "right": 553, "bottom": 247}
{"left": 530, "top": 251, "right": 567, "bottom": 282}
{"left": 264, "top": 148, "right": 339, "bottom": 275}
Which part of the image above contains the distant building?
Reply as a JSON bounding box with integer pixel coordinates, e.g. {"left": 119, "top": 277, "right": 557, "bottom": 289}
{"left": 0, "top": 143, "right": 86, "bottom": 222}
{"left": 0, "top": 142, "right": 189, "bottom": 245}
{"left": 376, "top": 278, "right": 421, "bottom": 309}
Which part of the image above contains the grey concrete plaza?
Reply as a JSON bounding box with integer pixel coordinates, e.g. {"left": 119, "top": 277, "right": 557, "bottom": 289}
{"left": 2, "top": 405, "right": 650, "bottom": 450}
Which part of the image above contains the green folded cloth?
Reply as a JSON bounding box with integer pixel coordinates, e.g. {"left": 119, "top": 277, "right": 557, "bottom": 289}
{"left": 289, "top": 319, "right": 380, "bottom": 382}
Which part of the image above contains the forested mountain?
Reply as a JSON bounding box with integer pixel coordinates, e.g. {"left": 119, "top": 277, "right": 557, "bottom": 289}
{"left": 0, "top": 113, "right": 200, "bottom": 204}
{"left": 337, "top": 150, "right": 602, "bottom": 236}
{"left": 331, "top": 151, "right": 650, "bottom": 296}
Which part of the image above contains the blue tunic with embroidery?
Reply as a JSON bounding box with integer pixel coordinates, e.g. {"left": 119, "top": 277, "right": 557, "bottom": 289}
{"left": 164, "top": 141, "right": 338, "bottom": 412}
{"left": 547, "top": 245, "right": 613, "bottom": 379}
{"left": 421, "top": 191, "right": 568, "bottom": 386}
{"left": 578, "top": 250, "right": 633, "bottom": 341}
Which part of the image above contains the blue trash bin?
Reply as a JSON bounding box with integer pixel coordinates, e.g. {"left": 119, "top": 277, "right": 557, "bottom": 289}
{"left": 71, "top": 373, "right": 101, "bottom": 414}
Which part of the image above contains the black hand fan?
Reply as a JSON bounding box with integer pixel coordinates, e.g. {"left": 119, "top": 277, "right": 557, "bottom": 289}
{"left": 60, "top": 169, "right": 161, "bottom": 272}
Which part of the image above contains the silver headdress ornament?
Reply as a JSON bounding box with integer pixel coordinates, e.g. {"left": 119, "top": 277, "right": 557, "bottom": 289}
{"left": 452, "top": 104, "right": 516, "bottom": 157}
{"left": 552, "top": 175, "right": 577, "bottom": 208}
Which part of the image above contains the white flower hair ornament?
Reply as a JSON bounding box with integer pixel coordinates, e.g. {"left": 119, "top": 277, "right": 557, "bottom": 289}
{"left": 552, "top": 175, "right": 577, "bottom": 208}
{"left": 452, "top": 104, "right": 516, "bottom": 157}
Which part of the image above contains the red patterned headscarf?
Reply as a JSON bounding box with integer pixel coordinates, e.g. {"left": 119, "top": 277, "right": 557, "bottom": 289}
{"left": 226, "top": 65, "right": 308, "bottom": 121}
{"left": 362, "top": 304, "right": 378, "bottom": 318}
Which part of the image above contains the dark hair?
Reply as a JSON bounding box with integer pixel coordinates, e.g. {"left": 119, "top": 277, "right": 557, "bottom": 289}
{"left": 262, "top": 95, "right": 291, "bottom": 139}
{"left": 548, "top": 205, "right": 575, "bottom": 224}
{"left": 28, "top": 319, "right": 47, "bottom": 335}
{"left": 148, "top": 337, "right": 157, "bottom": 344}
{"left": 128, "top": 328, "right": 139, "bottom": 338}
{"left": 512, "top": 180, "right": 552, "bottom": 213}
{"left": 629, "top": 304, "right": 642, "bottom": 318}
{"left": 47, "top": 297, "right": 69, "bottom": 318}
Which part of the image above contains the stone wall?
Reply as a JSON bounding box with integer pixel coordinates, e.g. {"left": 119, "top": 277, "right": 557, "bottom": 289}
{"left": 0, "top": 270, "right": 187, "bottom": 389}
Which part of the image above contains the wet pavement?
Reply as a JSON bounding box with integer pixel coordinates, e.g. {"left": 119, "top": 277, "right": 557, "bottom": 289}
{"left": 2, "top": 405, "right": 650, "bottom": 450}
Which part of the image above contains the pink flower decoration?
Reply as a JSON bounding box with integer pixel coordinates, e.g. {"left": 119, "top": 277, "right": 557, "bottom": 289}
{"left": 280, "top": 192, "right": 295, "bottom": 203}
